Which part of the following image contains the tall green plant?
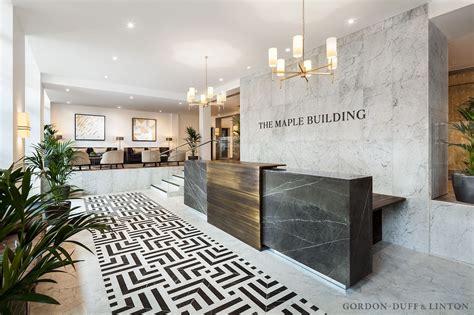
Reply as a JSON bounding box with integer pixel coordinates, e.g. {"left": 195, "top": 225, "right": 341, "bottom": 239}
{"left": 450, "top": 97, "right": 474, "bottom": 176}
{"left": 184, "top": 126, "right": 201, "bottom": 158}
{"left": 26, "top": 125, "right": 76, "bottom": 202}
{"left": 0, "top": 165, "right": 109, "bottom": 313}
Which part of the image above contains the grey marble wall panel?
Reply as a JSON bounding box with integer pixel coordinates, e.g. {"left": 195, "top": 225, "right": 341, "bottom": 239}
{"left": 184, "top": 160, "right": 208, "bottom": 215}
{"left": 262, "top": 169, "right": 372, "bottom": 287}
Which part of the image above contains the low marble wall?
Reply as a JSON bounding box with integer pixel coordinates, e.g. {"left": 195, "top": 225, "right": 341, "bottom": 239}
{"left": 184, "top": 161, "right": 208, "bottom": 215}
{"left": 262, "top": 169, "right": 373, "bottom": 288}
{"left": 430, "top": 200, "right": 474, "bottom": 265}
{"left": 69, "top": 166, "right": 183, "bottom": 196}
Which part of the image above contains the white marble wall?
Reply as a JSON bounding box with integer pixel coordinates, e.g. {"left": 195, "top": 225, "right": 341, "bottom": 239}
{"left": 69, "top": 167, "right": 183, "bottom": 196}
{"left": 430, "top": 200, "right": 474, "bottom": 265}
{"left": 241, "top": 6, "right": 432, "bottom": 253}
{"left": 429, "top": 22, "right": 448, "bottom": 199}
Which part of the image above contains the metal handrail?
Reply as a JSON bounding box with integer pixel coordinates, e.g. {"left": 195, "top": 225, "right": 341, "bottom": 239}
{"left": 166, "top": 138, "right": 221, "bottom": 162}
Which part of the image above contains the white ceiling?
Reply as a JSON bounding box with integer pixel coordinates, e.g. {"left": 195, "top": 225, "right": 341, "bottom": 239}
{"left": 14, "top": 0, "right": 428, "bottom": 113}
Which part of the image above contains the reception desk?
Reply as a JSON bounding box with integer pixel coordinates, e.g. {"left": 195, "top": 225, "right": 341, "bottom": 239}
{"left": 184, "top": 160, "right": 372, "bottom": 288}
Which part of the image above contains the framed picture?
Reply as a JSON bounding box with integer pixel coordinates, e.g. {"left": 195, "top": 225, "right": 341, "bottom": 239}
{"left": 132, "top": 118, "right": 157, "bottom": 142}
{"left": 75, "top": 114, "right": 106, "bottom": 141}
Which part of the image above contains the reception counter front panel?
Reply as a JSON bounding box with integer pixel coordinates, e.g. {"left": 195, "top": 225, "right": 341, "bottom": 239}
{"left": 207, "top": 161, "right": 284, "bottom": 250}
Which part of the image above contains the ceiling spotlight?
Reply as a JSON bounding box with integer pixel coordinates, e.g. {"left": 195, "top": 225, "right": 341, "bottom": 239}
{"left": 285, "top": 48, "right": 291, "bottom": 52}
{"left": 112, "top": 56, "right": 118, "bottom": 61}
{"left": 66, "top": 101, "right": 70, "bottom": 104}
{"left": 159, "top": 110, "right": 162, "bottom": 113}
{"left": 117, "top": 106, "right": 121, "bottom": 109}
{"left": 127, "top": 22, "right": 135, "bottom": 29}
{"left": 219, "top": 78, "right": 223, "bottom": 82}
{"left": 347, "top": 18, "right": 355, "bottom": 25}
{"left": 246, "top": 65, "right": 251, "bottom": 70}
{"left": 179, "top": 102, "right": 182, "bottom": 105}
{"left": 65, "top": 88, "right": 70, "bottom": 92}
{"left": 104, "top": 75, "right": 109, "bottom": 79}
{"left": 129, "top": 96, "right": 134, "bottom": 99}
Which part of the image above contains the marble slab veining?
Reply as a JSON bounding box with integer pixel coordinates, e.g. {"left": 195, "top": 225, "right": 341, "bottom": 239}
{"left": 184, "top": 160, "right": 208, "bottom": 215}
{"left": 262, "top": 169, "right": 373, "bottom": 288}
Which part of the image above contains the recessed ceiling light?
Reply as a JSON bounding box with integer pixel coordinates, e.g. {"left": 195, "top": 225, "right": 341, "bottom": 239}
{"left": 347, "top": 18, "right": 355, "bottom": 25}
{"left": 219, "top": 78, "right": 223, "bottom": 82}
{"left": 127, "top": 22, "right": 135, "bottom": 29}
{"left": 246, "top": 65, "right": 251, "bottom": 70}
{"left": 129, "top": 96, "right": 134, "bottom": 99}
{"left": 65, "top": 88, "right": 70, "bottom": 92}
{"left": 66, "top": 101, "right": 70, "bottom": 104}
{"left": 179, "top": 102, "right": 182, "bottom": 105}
{"left": 104, "top": 75, "right": 109, "bottom": 79}
{"left": 159, "top": 110, "right": 162, "bottom": 113}
{"left": 285, "top": 48, "right": 291, "bottom": 52}
{"left": 117, "top": 106, "right": 121, "bottom": 109}
{"left": 112, "top": 56, "right": 118, "bottom": 61}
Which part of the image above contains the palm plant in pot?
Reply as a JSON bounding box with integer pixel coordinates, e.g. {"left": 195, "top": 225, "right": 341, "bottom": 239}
{"left": 450, "top": 97, "right": 474, "bottom": 204}
{"left": 185, "top": 126, "right": 201, "bottom": 160}
{"left": 26, "top": 124, "right": 77, "bottom": 219}
{"left": 0, "top": 164, "right": 109, "bottom": 313}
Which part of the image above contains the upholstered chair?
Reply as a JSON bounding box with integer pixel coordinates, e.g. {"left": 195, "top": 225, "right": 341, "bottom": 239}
{"left": 100, "top": 150, "right": 124, "bottom": 169}
{"left": 71, "top": 151, "right": 91, "bottom": 170}
{"left": 167, "top": 150, "right": 186, "bottom": 165}
{"left": 141, "top": 150, "right": 161, "bottom": 167}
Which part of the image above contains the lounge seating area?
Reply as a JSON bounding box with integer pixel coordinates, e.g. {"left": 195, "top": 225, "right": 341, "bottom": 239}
{"left": 71, "top": 146, "right": 187, "bottom": 171}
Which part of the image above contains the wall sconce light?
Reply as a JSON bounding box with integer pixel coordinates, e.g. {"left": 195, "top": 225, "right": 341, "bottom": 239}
{"left": 17, "top": 112, "right": 31, "bottom": 138}
{"left": 116, "top": 136, "right": 124, "bottom": 150}
{"left": 166, "top": 137, "right": 173, "bottom": 148}
{"left": 55, "top": 135, "right": 63, "bottom": 141}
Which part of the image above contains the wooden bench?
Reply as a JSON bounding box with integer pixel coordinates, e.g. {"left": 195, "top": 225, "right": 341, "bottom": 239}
{"left": 372, "top": 193, "right": 406, "bottom": 244}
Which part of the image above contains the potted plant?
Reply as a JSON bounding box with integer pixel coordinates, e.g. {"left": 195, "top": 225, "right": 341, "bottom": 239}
{"left": 450, "top": 97, "right": 474, "bottom": 204}
{"left": 0, "top": 164, "right": 109, "bottom": 313}
{"left": 185, "top": 126, "right": 201, "bottom": 160}
{"left": 26, "top": 125, "right": 77, "bottom": 219}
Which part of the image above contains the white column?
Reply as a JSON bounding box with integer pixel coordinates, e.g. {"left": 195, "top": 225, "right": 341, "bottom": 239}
{"left": 25, "top": 38, "right": 42, "bottom": 157}
{"left": 199, "top": 105, "right": 211, "bottom": 160}
{"left": 0, "top": 1, "right": 14, "bottom": 168}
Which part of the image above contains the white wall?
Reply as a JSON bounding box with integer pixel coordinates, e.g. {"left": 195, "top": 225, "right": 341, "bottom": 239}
{"left": 13, "top": 8, "right": 25, "bottom": 162}
{"left": 178, "top": 113, "right": 199, "bottom": 146}
{"left": 0, "top": 0, "right": 14, "bottom": 168}
{"left": 51, "top": 103, "right": 199, "bottom": 149}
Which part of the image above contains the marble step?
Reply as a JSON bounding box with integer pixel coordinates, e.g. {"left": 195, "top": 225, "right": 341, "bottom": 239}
{"left": 171, "top": 174, "right": 184, "bottom": 185}
{"left": 163, "top": 178, "right": 182, "bottom": 187}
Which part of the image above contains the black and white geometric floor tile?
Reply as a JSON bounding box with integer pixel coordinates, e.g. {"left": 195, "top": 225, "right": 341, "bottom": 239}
{"left": 85, "top": 192, "right": 326, "bottom": 315}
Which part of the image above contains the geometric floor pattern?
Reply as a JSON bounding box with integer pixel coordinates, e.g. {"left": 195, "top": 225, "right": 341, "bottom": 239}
{"left": 85, "top": 192, "right": 326, "bottom": 314}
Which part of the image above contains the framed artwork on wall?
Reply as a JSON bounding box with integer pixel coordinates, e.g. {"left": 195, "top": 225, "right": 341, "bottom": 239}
{"left": 74, "top": 114, "right": 106, "bottom": 141}
{"left": 132, "top": 118, "right": 157, "bottom": 142}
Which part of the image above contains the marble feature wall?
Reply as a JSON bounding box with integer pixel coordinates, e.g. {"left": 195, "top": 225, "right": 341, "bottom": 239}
{"left": 184, "top": 160, "right": 208, "bottom": 215}
{"left": 429, "top": 22, "right": 449, "bottom": 199}
{"left": 262, "top": 169, "right": 372, "bottom": 287}
{"left": 69, "top": 167, "right": 183, "bottom": 196}
{"left": 241, "top": 6, "right": 434, "bottom": 253}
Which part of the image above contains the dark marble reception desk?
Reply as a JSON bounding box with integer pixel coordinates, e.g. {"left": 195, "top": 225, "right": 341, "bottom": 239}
{"left": 262, "top": 168, "right": 372, "bottom": 288}
{"left": 184, "top": 161, "right": 373, "bottom": 288}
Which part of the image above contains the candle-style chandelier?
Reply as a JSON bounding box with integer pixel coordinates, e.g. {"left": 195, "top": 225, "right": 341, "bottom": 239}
{"left": 186, "top": 56, "right": 226, "bottom": 110}
{"left": 267, "top": 0, "right": 338, "bottom": 83}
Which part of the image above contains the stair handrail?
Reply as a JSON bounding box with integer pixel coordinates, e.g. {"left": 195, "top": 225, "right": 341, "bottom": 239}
{"left": 166, "top": 138, "right": 222, "bottom": 162}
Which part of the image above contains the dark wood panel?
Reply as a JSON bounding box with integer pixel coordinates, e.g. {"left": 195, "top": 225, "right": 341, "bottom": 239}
{"left": 207, "top": 161, "right": 284, "bottom": 250}
{"left": 372, "top": 193, "right": 405, "bottom": 211}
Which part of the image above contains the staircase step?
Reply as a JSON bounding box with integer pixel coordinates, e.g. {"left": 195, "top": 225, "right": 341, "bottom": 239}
{"left": 163, "top": 179, "right": 181, "bottom": 187}
{"left": 151, "top": 184, "right": 167, "bottom": 194}
{"left": 173, "top": 174, "right": 184, "bottom": 179}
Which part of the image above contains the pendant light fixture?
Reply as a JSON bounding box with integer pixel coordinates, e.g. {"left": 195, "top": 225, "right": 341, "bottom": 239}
{"left": 187, "top": 56, "right": 226, "bottom": 110}
{"left": 268, "top": 0, "right": 338, "bottom": 84}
